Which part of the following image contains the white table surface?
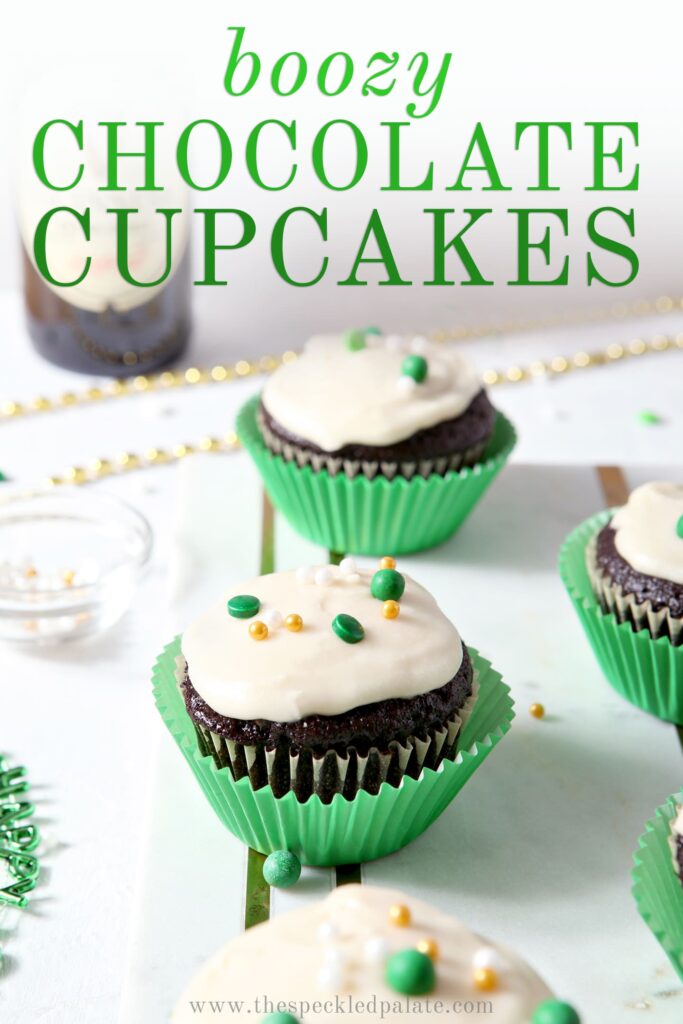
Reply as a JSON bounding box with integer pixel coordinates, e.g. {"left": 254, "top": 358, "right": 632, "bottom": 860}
{"left": 0, "top": 286, "right": 682, "bottom": 1023}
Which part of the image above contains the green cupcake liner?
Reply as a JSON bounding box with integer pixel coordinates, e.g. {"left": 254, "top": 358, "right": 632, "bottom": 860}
{"left": 152, "top": 638, "right": 514, "bottom": 866}
{"left": 632, "top": 792, "right": 683, "bottom": 981}
{"left": 236, "top": 396, "right": 516, "bottom": 556}
{"left": 559, "top": 510, "right": 683, "bottom": 723}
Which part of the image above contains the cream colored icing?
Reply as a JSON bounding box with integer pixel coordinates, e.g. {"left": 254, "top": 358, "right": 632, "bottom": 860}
{"left": 181, "top": 566, "right": 462, "bottom": 722}
{"left": 261, "top": 334, "right": 483, "bottom": 450}
{"left": 172, "top": 885, "right": 553, "bottom": 1023}
{"left": 673, "top": 805, "right": 683, "bottom": 839}
{"left": 611, "top": 482, "right": 683, "bottom": 586}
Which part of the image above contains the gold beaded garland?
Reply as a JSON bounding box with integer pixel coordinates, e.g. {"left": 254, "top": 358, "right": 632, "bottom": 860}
{"left": 249, "top": 621, "right": 269, "bottom": 641}
{"left": 382, "top": 600, "right": 401, "bottom": 620}
{"left": 529, "top": 703, "right": 545, "bottom": 719}
{"left": 379, "top": 556, "right": 397, "bottom": 570}
{"left": 285, "top": 613, "right": 303, "bottom": 632}
{"left": 388, "top": 903, "right": 411, "bottom": 928}
{"left": 473, "top": 967, "right": 498, "bottom": 991}
{"left": 416, "top": 938, "right": 439, "bottom": 961}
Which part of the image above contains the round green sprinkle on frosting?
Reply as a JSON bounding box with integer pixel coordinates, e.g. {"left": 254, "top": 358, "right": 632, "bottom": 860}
{"left": 636, "top": 409, "right": 661, "bottom": 426}
{"left": 371, "top": 568, "right": 406, "bottom": 602}
{"left": 227, "top": 594, "right": 261, "bottom": 619}
{"left": 262, "top": 1013, "right": 300, "bottom": 1024}
{"left": 344, "top": 328, "right": 367, "bottom": 352}
{"left": 262, "top": 850, "right": 301, "bottom": 889}
{"left": 386, "top": 949, "right": 436, "bottom": 996}
{"left": 677, "top": 514, "right": 683, "bottom": 539}
{"left": 332, "top": 613, "right": 365, "bottom": 644}
{"left": 365, "top": 325, "right": 382, "bottom": 335}
{"left": 531, "top": 1000, "right": 581, "bottom": 1024}
{"left": 401, "top": 354, "right": 428, "bottom": 383}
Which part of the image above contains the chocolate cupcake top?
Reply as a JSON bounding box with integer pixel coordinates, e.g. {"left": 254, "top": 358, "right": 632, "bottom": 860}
{"left": 172, "top": 884, "right": 556, "bottom": 1023}
{"left": 610, "top": 482, "right": 683, "bottom": 585}
{"left": 181, "top": 562, "right": 463, "bottom": 722}
{"left": 262, "top": 333, "right": 482, "bottom": 451}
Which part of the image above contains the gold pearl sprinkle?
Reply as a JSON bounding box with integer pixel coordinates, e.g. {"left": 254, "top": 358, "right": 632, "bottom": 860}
{"left": 416, "top": 939, "right": 439, "bottom": 961}
{"left": 573, "top": 351, "right": 591, "bottom": 368}
{"left": 652, "top": 335, "right": 670, "bottom": 351}
{"left": 388, "top": 904, "right": 411, "bottom": 928}
{"left": 285, "top": 613, "right": 303, "bottom": 632}
{"left": 24, "top": 566, "right": 38, "bottom": 579}
{"left": 473, "top": 967, "right": 498, "bottom": 992}
{"left": 249, "top": 620, "right": 269, "bottom": 641}
{"left": 133, "top": 376, "right": 152, "bottom": 391}
{"left": 382, "top": 600, "right": 400, "bottom": 620}
{"left": 379, "top": 556, "right": 396, "bottom": 570}
{"left": 529, "top": 703, "right": 545, "bottom": 719}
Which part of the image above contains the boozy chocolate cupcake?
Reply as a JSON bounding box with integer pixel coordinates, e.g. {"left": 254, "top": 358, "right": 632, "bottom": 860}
{"left": 587, "top": 482, "right": 683, "bottom": 645}
{"left": 173, "top": 884, "right": 577, "bottom": 1024}
{"left": 670, "top": 805, "right": 683, "bottom": 886}
{"left": 180, "top": 559, "right": 476, "bottom": 804}
{"left": 259, "top": 332, "right": 496, "bottom": 480}
{"left": 237, "top": 331, "right": 516, "bottom": 555}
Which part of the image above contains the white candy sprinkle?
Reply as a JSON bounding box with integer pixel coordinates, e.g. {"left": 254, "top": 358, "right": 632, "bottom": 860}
{"left": 364, "top": 935, "right": 390, "bottom": 963}
{"left": 296, "top": 566, "right": 315, "bottom": 584}
{"left": 384, "top": 334, "right": 404, "bottom": 351}
{"left": 261, "top": 609, "right": 283, "bottom": 631}
{"left": 410, "top": 335, "right": 429, "bottom": 354}
{"left": 338, "top": 557, "right": 358, "bottom": 576}
{"left": 473, "top": 946, "right": 504, "bottom": 971}
{"left": 318, "top": 963, "right": 344, "bottom": 990}
{"left": 315, "top": 566, "right": 334, "bottom": 587}
{"left": 343, "top": 573, "right": 361, "bottom": 585}
{"left": 318, "top": 920, "right": 339, "bottom": 941}
{"left": 396, "top": 375, "right": 418, "bottom": 396}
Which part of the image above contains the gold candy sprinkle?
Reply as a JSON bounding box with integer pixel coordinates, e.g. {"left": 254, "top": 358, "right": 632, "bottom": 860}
{"left": 388, "top": 904, "right": 411, "bottom": 928}
{"left": 473, "top": 967, "right": 498, "bottom": 991}
{"left": 416, "top": 938, "right": 439, "bottom": 961}
{"left": 249, "top": 621, "right": 269, "bottom": 641}
{"left": 529, "top": 703, "right": 545, "bottom": 719}
{"left": 285, "top": 613, "right": 303, "bottom": 632}
{"left": 382, "top": 600, "right": 400, "bottom": 620}
{"left": 24, "top": 567, "right": 38, "bottom": 579}
{"left": 380, "top": 556, "right": 396, "bottom": 570}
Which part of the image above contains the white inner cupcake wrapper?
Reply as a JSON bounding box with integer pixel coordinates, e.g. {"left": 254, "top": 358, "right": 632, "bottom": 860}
{"left": 586, "top": 535, "right": 683, "bottom": 645}
{"left": 258, "top": 409, "right": 486, "bottom": 481}
{"left": 175, "top": 655, "right": 479, "bottom": 798}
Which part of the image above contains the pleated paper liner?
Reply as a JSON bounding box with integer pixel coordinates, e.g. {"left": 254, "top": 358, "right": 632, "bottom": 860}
{"left": 153, "top": 637, "right": 514, "bottom": 866}
{"left": 236, "top": 396, "right": 517, "bottom": 556}
{"left": 559, "top": 510, "right": 683, "bottom": 723}
{"left": 632, "top": 792, "right": 683, "bottom": 982}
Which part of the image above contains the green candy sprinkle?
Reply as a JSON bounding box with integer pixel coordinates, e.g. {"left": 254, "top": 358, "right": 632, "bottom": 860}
{"left": 385, "top": 949, "right": 436, "bottom": 996}
{"left": 332, "top": 613, "right": 365, "bottom": 644}
{"left": 531, "top": 1000, "right": 581, "bottom": 1024}
{"left": 364, "top": 326, "right": 382, "bottom": 335}
{"left": 344, "top": 328, "right": 367, "bottom": 352}
{"left": 227, "top": 594, "right": 261, "bottom": 619}
{"left": 676, "top": 514, "right": 683, "bottom": 539}
{"left": 636, "top": 410, "right": 661, "bottom": 426}
{"left": 262, "top": 850, "right": 301, "bottom": 889}
{"left": 262, "top": 1014, "right": 300, "bottom": 1024}
{"left": 401, "top": 354, "right": 428, "bottom": 383}
{"left": 371, "top": 568, "right": 406, "bottom": 602}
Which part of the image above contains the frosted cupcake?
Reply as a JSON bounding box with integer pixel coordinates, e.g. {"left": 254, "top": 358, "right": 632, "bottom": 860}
{"left": 670, "top": 805, "right": 683, "bottom": 886}
{"left": 154, "top": 559, "right": 514, "bottom": 864}
{"left": 181, "top": 560, "right": 476, "bottom": 803}
{"left": 172, "top": 885, "right": 579, "bottom": 1023}
{"left": 587, "top": 482, "right": 683, "bottom": 645}
{"left": 560, "top": 482, "right": 683, "bottom": 722}
{"left": 237, "top": 331, "right": 516, "bottom": 554}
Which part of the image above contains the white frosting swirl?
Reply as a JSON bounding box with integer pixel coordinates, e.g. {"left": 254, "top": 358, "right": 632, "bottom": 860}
{"left": 611, "top": 482, "right": 683, "bottom": 585}
{"left": 172, "top": 885, "right": 553, "bottom": 1023}
{"left": 181, "top": 567, "right": 463, "bottom": 721}
{"left": 261, "top": 334, "right": 483, "bottom": 451}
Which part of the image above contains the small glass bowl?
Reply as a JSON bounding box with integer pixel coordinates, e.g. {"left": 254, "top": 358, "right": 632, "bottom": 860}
{"left": 0, "top": 488, "right": 153, "bottom": 644}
